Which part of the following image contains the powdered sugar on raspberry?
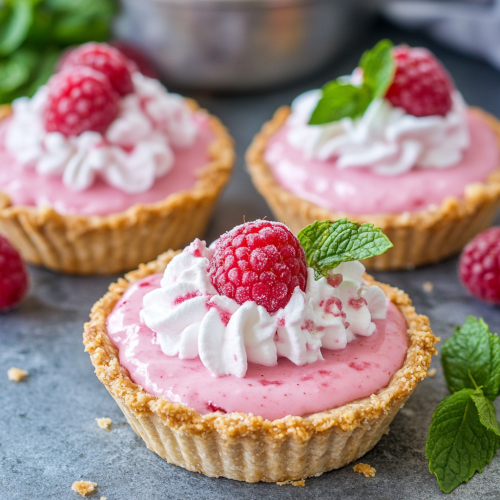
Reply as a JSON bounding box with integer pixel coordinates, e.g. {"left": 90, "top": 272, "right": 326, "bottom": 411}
{"left": 5, "top": 72, "right": 197, "bottom": 193}
{"left": 140, "top": 238, "right": 387, "bottom": 378}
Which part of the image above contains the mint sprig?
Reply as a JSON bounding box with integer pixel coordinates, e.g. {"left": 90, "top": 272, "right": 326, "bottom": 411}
{"left": 426, "top": 317, "right": 500, "bottom": 493}
{"left": 309, "top": 39, "right": 395, "bottom": 126}
{"left": 427, "top": 388, "right": 499, "bottom": 494}
{"left": 442, "top": 316, "right": 500, "bottom": 401}
{"left": 297, "top": 219, "right": 393, "bottom": 280}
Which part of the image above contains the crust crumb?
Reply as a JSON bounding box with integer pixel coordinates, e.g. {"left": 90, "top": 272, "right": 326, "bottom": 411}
{"left": 95, "top": 417, "right": 112, "bottom": 431}
{"left": 7, "top": 367, "right": 28, "bottom": 382}
{"left": 353, "top": 463, "right": 376, "bottom": 478}
{"left": 277, "top": 480, "right": 305, "bottom": 487}
{"left": 423, "top": 281, "right": 434, "bottom": 293}
{"left": 72, "top": 481, "right": 97, "bottom": 496}
{"left": 100, "top": 497, "right": 107, "bottom": 500}
{"left": 427, "top": 368, "right": 437, "bottom": 377}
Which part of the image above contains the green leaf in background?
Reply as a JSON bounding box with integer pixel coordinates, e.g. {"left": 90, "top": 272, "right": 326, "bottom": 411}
{"left": 297, "top": 219, "right": 393, "bottom": 280}
{"left": 0, "top": 0, "right": 117, "bottom": 104}
{"left": 359, "top": 39, "right": 395, "bottom": 99}
{"left": 0, "top": 0, "right": 34, "bottom": 56}
{"left": 309, "top": 82, "right": 372, "bottom": 125}
{"left": 441, "top": 316, "right": 500, "bottom": 401}
{"left": 471, "top": 393, "right": 500, "bottom": 436}
{"left": 426, "top": 388, "right": 500, "bottom": 494}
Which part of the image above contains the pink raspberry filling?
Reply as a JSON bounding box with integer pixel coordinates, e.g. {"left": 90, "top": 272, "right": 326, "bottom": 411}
{"left": 107, "top": 274, "right": 408, "bottom": 420}
{"left": 266, "top": 111, "right": 499, "bottom": 215}
{"left": 0, "top": 112, "right": 214, "bottom": 216}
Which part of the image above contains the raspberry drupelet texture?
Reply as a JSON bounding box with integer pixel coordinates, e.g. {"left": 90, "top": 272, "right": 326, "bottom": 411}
{"left": 59, "top": 42, "right": 134, "bottom": 96}
{"left": 385, "top": 46, "right": 454, "bottom": 117}
{"left": 459, "top": 227, "right": 500, "bottom": 305}
{"left": 43, "top": 67, "right": 119, "bottom": 137}
{"left": 0, "top": 235, "right": 29, "bottom": 312}
{"left": 209, "top": 220, "right": 308, "bottom": 314}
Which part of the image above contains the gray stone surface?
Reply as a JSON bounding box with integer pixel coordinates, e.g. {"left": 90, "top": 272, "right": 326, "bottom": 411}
{"left": 1, "top": 20, "right": 500, "bottom": 500}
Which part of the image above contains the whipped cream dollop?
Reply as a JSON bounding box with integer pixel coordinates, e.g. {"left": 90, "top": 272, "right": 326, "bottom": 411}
{"left": 5, "top": 72, "right": 198, "bottom": 193}
{"left": 286, "top": 88, "right": 470, "bottom": 175}
{"left": 140, "top": 239, "right": 387, "bottom": 378}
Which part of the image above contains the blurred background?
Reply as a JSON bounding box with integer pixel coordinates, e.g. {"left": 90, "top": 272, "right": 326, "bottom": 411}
{"left": 1, "top": 0, "right": 500, "bottom": 100}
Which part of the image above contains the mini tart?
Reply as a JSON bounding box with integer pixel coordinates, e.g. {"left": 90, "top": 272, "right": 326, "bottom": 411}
{"left": 0, "top": 101, "right": 234, "bottom": 275}
{"left": 246, "top": 106, "right": 500, "bottom": 271}
{"left": 83, "top": 251, "right": 437, "bottom": 483}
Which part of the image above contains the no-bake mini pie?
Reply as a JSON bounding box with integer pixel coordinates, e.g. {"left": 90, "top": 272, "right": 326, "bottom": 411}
{"left": 247, "top": 40, "right": 500, "bottom": 270}
{"left": 83, "top": 219, "right": 437, "bottom": 482}
{"left": 0, "top": 43, "right": 234, "bottom": 274}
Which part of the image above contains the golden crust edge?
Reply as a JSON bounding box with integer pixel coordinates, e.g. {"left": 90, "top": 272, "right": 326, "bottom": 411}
{"left": 83, "top": 251, "right": 438, "bottom": 441}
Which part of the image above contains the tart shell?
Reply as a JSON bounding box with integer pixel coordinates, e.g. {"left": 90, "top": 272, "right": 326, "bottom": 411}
{"left": 0, "top": 101, "right": 234, "bottom": 275}
{"left": 83, "top": 251, "right": 438, "bottom": 483}
{"left": 246, "top": 106, "right": 500, "bottom": 270}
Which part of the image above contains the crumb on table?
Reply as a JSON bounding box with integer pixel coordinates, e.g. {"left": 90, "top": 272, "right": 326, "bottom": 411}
{"left": 427, "top": 367, "right": 437, "bottom": 377}
{"left": 72, "top": 481, "right": 97, "bottom": 497}
{"left": 423, "top": 281, "right": 434, "bottom": 293}
{"left": 353, "top": 463, "right": 376, "bottom": 478}
{"left": 95, "top": 417, "right": 112, "bottom": 431}
{"left": 100, "top": 497, "right": 107, "bottom": 500}
{"left": 277, "top": 479, "right": 305, "bottom": 487}
{"left": 7, "top": 367, "right": 28, "bottom": 382}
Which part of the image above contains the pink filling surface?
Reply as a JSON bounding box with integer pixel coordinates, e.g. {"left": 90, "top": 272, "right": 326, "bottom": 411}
{"left": 106, "top": 274, "right": 409, "bottom": 421}
{"left": 266, "top": 112, "right": 499, "bottom": 214}
{"left": 0, "top": 112, "right": 215, "bottom": 216}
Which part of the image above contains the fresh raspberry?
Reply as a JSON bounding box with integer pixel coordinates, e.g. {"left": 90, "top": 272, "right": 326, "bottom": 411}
{"left": 43, "top": 67, "right": 119, "bottom": 137}
{"left": 209, "top": 221, "right": 308, "bottom": 314}
{"left": 459, "top": 227, "right": 500, "bottom": 305}
{"left": 59, "top": 42, "right": 134, "bottom": 96}
{"left": 385, "top": 46, "right": 454, "bottom": 117}
{"left": 0, "top": 235, "right": 28, "bottom": 312}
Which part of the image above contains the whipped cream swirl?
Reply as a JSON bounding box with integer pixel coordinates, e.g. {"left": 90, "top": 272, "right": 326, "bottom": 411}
{"left": 287, "top": 88, "right": 470, "bottom": 175}
{"left": 5, "top": 72, "right": 198, "bottom": 193}
{"left": 140, "top": 240, "right": 387, "bottom": 378}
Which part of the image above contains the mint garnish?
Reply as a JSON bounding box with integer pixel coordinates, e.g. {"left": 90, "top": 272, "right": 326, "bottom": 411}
{"left": 426, "top": 388, "right": 500, "bottom": 494}
{"left": 441, "top": 316, "right": 500, "bottom": 401}
{"left": 297, "top": 219, "right": 393, "bottom": 280}
{"left": 426, "top": 317, "right": 500, "bottom": 493}
{"left": 309, "top": 39, "right": 395, "bottom": 126}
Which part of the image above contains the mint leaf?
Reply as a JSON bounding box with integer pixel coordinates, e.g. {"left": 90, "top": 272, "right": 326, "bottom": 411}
{"left": 426, "top": 388, "right": 500, "bottom": 494}
{"left": 297, "top": 219, "right": 393, "bottom": 280}
{"left": 0, "top": 0, "right": 34, "bottom": 56}
{"left": 471, "top": 392, "right": 500, "bottom": 436}
{"left": 442, "top": 316, "right": 500, "bottom": 401}
{"left": 309, "top": 82, "right": 372, "bottom": 125}
{"left": 308, "top": 39, "right": 395, "bottom": 125}
{"left": 360, "top": 39, "right": 395, "bottom": 99}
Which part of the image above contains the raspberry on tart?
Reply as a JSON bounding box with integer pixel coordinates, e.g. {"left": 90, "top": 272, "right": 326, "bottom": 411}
{"left": 247, "top": 39, "right": 500, "bottom": 270}
{"left": 459, "top": 226, "right": 500, "bottom": 305}
{"left": 385, "top": 46, "right": 454, "bottom": 117}
{"left": 84, "top": 219, "right": 437, "bottom": 482}
{"left": 209, "top": 221, "right": 307, "bottom": 314}
{"left": 43, "top": 67, "right": 119, "bottom": 137}
{"left": 59, "top": 42, "right": 134, "bottom": 97}
{"left": 0, "top": 235, "right": 28, "bottom": 312}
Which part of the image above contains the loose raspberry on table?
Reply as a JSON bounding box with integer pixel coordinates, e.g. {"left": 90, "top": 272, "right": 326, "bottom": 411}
{"left": 43, "top": 67, "right": 119, "bottom": 137}
{"left": 0, "top": 235, "right": 28, "bottom": 312}
{"left": 459, "top": 227, "right": 500, "bottom": 305}
{"left": 208, "top": 221, "right": 308, "bottom": 314}
{"left": 59, "top": 42, "right": 134, "bottom": 96}
{"left": 385, "top": 46, "right": 454, "bottom": 117}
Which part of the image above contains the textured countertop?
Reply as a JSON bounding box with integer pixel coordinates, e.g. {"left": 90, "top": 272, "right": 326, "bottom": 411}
{"left": 1, "top": 19, "right": 500, "bottom": 500}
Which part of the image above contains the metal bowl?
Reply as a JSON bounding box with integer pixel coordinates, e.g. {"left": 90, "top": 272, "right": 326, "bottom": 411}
{"left": 114, "top": 0, "right": 378, "bottom": 91}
